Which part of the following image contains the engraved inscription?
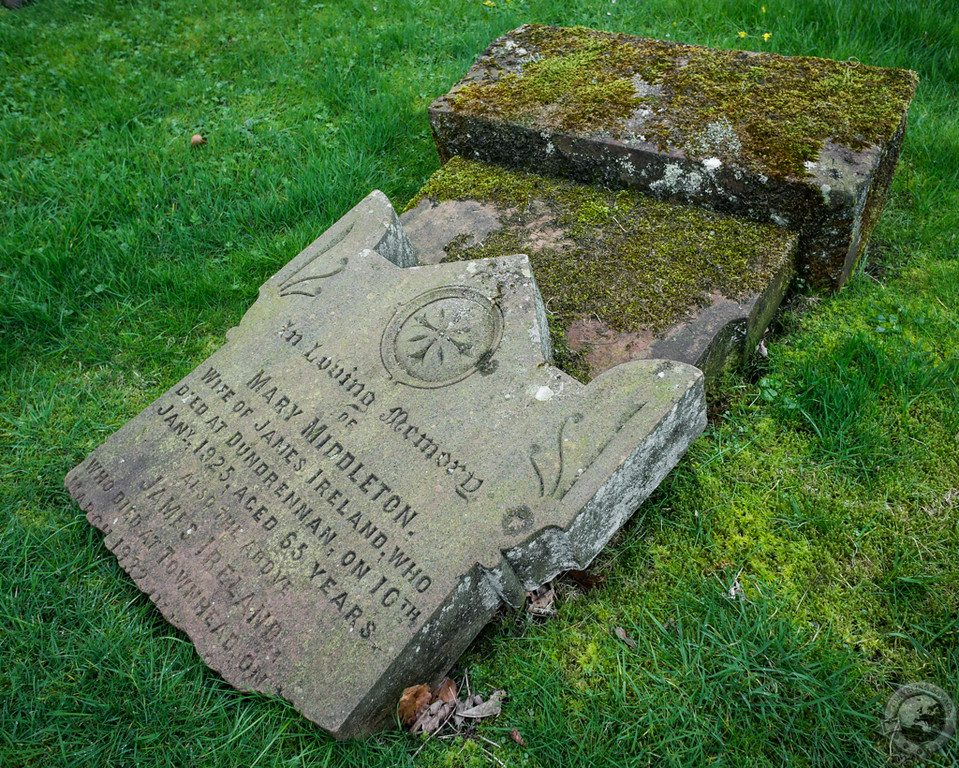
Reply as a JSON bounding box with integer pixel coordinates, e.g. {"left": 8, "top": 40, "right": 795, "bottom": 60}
{"left": 378, "top": 405, "right": 484, "bottom": 502}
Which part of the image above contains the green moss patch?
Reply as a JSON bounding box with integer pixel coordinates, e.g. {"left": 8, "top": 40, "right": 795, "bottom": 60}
{"left": 449, "top": 25, "right": 918, "bottom": 178}
{"left": 449, "top": 28, "right": 645, "bottom": 134}
{"left": 408, "top": 157, "right": 793, "bottom": 357}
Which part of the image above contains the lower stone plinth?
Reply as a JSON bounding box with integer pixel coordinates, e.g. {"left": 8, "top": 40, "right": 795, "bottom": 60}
{"left": 401, "top": 157, "right": 795, "bottom": 384}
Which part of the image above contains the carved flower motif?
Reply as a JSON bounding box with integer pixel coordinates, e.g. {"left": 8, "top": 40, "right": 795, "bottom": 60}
{"left": 382, "top": 288, "right": 503, "bottom": 388}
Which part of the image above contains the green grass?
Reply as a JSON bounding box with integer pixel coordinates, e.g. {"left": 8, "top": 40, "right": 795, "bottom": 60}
{"left": 2, "top": 0, "right": 958, "bottom": 766}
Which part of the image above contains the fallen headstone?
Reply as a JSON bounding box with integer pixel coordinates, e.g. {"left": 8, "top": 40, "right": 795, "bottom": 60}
{"left": 65, "top": 191, "right": 706, "bottom": 737}
{"left": 429, "top": 25, "right": 917, "bottom": 290}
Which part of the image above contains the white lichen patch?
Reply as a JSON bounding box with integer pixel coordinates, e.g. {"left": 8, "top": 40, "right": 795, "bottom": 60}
{"left": 686, "top": 117, "right": 743, "bottom": 158}
{"left": 702, "top": 157, "right": 722, "bottom": 171}
{"left": 631, "top": 75, "right": 663, "bottom": 99}
{"left": 528, "top": 322, "right": 543, "bottom": 349}
{"left": 651, "top": 163, "right": 703, "bottom": 196}
{"left": 534, "top": 385, "right": 554, "bottom": 401}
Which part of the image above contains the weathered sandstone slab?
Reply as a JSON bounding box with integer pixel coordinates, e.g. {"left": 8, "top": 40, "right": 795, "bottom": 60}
{"left": 65, "top": 191, "right": 706, "bottom": 737}
{"left": 400, "top": 157, "right": 796, "bottom": 383}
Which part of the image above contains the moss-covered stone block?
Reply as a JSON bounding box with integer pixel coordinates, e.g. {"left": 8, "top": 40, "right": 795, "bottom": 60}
{"left": 429, "top": 25, "right": 917, "bottom": 291}
{"left": 401, "top": 157, "right": 796, "bottom": 384}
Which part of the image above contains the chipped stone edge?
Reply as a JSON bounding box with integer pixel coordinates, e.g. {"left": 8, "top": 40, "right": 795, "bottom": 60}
{"left": 339, "top": 357, "right": 704, "bottom": 738}
{"left": 498, "top": 366, "right": 706, "bottom": 590}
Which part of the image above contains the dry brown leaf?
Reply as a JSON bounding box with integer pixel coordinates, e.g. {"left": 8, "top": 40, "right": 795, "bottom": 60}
{"left": 565, "top": 569, "right": 605, "bottom": 592}
{"left": 614, "top": 626, "right": 637, "bottom": 649}
{"left": 453, "top": 693, "right": 483, "bottom": 726}
{"left": 402, "top": 679, "right": 505, "bottom": 736}
{"left": 526, "top": 584, "right": 556, "bottom": 617}
{"left": 398, "top": 683, "right": 431, "bottom": 727}
{"left": 411, "top": 699, "right": 452, "bottom": 735}
{"left": 510, "top": 728, "right": 527, "bottom": 747}
{"left": 435, "top": 676, "right": 457, "bottom": 705}
{"left": 457, "top": 690, "right": 505, "bottom": 719}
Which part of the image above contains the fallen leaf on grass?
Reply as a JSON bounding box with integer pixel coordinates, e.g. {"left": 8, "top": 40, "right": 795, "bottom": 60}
{"left": 411, "top": 698, "right": 453, "bottom": 735}
{"left": 510, "top": 728, "right": 527, "bottom": 747}
{"left": 403, "top": 678, "right": 460, "bottom": 735}
{"left": 613, "top": 626, "right": 637, "bottom": 649}
{"left": 457, "top": 690, "right": 505, "bottom": 719}
{"left": 526, "top": 584, "right": 556, "bottom": 617}
{"left": 436, "top": 677, "right": 457, "bottom": 705}
{"left": 400, "top": 679, "right": 505, "bottom": 735}
{"left": 453, "top": 694, "right": 482, "bottom": 727}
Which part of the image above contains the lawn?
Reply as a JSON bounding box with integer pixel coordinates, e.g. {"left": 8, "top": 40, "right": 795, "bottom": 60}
{"left": 2, "top": 0, "right": 957, "bottom": 765}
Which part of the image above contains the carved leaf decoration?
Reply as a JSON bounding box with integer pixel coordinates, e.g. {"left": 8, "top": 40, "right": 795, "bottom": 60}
{"left": 278, "top": 220, "right": 355, "bottom": 297}
{"left": 398, "top": 683, "right": 431, "bottom": 727}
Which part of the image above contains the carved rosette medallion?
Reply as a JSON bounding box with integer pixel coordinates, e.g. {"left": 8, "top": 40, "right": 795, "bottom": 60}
{"left": 381, "top": 287, "right": 503, "bottom": 388}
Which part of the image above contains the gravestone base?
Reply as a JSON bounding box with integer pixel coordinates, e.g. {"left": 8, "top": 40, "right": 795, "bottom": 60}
{"left": 401, "top": 157, "right": 796, "bottom": 384}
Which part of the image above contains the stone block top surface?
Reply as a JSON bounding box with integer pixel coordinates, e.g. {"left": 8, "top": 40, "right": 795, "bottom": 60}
{"left": 434, "top": 24, "right": 916, "bottom": 183}
{"left": 430, "top": 25, "right": 917, "bottom": 288}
